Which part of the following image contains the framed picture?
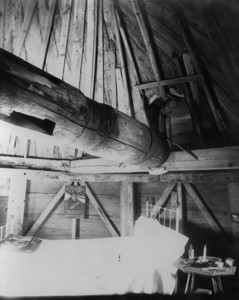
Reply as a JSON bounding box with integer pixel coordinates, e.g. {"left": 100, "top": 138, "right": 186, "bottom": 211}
{"left": 64, "top": 185, "right": 86, "bottom": 217}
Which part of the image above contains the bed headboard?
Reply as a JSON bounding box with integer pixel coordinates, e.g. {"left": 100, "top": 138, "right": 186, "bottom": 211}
{"left": 0, "top": 224, "right": 8, "bottom": 241}
{"left": 146, "top": 202, "right": 180, "bottom": 232}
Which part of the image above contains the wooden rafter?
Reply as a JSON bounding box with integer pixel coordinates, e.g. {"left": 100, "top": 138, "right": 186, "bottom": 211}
{"left": 14, "top": 0, "right": 37, "bottom": 56}
{"left": 26, "top": 184, "right": 66, "bottom": 236}
{"left": 150, "top": 182, "right": 176, "bottom": 218}
{"left": 174, "top": 5, "right": 227, "bottom": 142}
{"left": 39, "top": 0, "right": 57, "bottom": 69}
{"left": 183, "top": 182, "right": 228, "bottom": 240}
{"left": 115, "top": 9, "right": 149, "bottom": 125}
{"left": 57, "top": 0, "right": 72, "bottom": 78}
{"left": 131, "top": 0, "right": 167, "bottom": 100}
{"left": 176, "top": 56, "right": 205, "bottom": 148}
{"left": 85, "top": 182, "right": 119, "bottom": 237}
{"left": 85, "top": 0, "right": 97, "bottom": 98}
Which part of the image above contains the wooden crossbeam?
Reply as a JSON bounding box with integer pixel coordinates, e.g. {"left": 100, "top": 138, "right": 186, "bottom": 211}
{"left": 26, "top": 184, "right": 66, "bottom": 236}
{"left": 120, "top": 182, "right": 134, "bottom": 236}
{"left": 183, "top": 182, "right": 228, "bottom": 240}
{"left": 1, "top": 146, "right": 239, "bottom": 174}
{"left": 133, "top": 75, "right": 204, "bottom": 91}
{"left": 14, "top": 0, "right": 37, "bottom": 56}
{"left": 85, "top": 182, "right": 119, "bottom": 237}
{"left": 150, "top": 182, "right": 176, "bottom": 218}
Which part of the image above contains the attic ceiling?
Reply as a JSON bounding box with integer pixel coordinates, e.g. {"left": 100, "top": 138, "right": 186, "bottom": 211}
{"left": 0, "top": 0, "right": 239, "bottom": 173}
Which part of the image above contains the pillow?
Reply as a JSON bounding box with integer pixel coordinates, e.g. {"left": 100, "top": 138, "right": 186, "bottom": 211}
{"left": 133, "top": 216, "right": 188, "bottom": 261}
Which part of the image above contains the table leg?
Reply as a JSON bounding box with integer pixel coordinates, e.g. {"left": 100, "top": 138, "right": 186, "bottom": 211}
{"left": 216, "top": 277, "right": 224, "bottom": 293}
{"left": 212, "top": 277, "right": 218, "bottom": 294}
{"left": 190, "top": 273, "right": 195, "bottom": 293}
{"left": 184, "top": 274, "right": 191, "bottom": 294}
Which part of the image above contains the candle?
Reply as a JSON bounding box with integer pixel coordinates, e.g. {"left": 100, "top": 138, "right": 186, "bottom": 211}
{"left": 203, "top": 244, "right": 207, "bottom": 261}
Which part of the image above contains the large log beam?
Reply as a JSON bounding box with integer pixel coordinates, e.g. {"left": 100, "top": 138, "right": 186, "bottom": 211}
{"left": 0, "top": 49, "right": 169, "bottom": 168}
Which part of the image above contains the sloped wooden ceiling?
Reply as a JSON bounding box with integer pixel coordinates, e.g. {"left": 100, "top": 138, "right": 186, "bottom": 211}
{"left": 0, "top": 0, "right": 239, "bottom": 173}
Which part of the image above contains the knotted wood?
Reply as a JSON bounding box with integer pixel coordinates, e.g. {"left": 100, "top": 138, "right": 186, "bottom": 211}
{"left": 0, "top": 49, "right": 169, "bottom": 167}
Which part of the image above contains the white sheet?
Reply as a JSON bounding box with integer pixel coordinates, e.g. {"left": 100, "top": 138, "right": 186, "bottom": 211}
{"left": 0, "top": 222, "right": 188, "bottom": 297}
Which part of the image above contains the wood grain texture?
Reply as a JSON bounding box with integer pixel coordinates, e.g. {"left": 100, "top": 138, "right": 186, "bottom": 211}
{"left": 85, "top": 182, "right": 119, "bottom": 237}
{"left": 26, "top": 184, "right": 65, "bottom": 236}
{"left": 6, "top": 175, "right": 27, "bottom": 236}
{"left": 120, "top": 181, "right": 134, "bottom": 236}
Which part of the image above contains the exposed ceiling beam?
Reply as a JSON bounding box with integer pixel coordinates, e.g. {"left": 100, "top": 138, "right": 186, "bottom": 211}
{"left": 133, "top": 75, "right": 204, "bottom": 91}
{"left": 0, "top": 146, "right": 238, "bottom": 174}
{"left": 0, "top": 168, "right": 239, "bottom": 184}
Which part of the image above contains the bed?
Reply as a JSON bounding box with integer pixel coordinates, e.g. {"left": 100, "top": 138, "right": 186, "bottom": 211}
{"left": 0, "top": 205, "right": 188, "bottom": 297}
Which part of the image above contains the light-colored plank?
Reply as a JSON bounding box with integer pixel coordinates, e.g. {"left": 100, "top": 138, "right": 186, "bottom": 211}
{"left": 57, "top": 0, "right": 72, "bottom": 78}
{"left": 94, "top": 0, "right": 104, "bottom": 102}
{"left": 103, "top": 22, "right": 116, "bottom": 107}
{"left": 85, "top": 182, "right": 119, "bottom": 237}
{"left": 39, "top": 0, "right": 57, "bottom": 69}
{"left": 150, "top": 182, "right": 176, "bottom": 218}
{"left": 0, "top": 168, "right": 161, "bottom": 182}
{"left": 116, "top": 68, "right": 131, "bottom": 115}
{"left": 84, "top": 0, "right": 97, "bottom": 98}
{"left": 113, "top": 7, "right": 131, "bottom": 115}
{"left": 26, "top": 184, "right": 66, "bottom": 236}
{"left": 67, "top": 0, "right": 86, "bottom": 88}
{"left": 6, "top": 175, "right": 27, "bottom": 236}
{"left": 3, "top": 0, "right": 12, "bottom": 52}
{"left": 184, "top": 182, "right": 228, "bottom": 240}
{"left": 14, "top": 0, "right": 37, "bottom": 56}
{"left": 0, "top": 0, "right": 4, "bottom": 48}
{"left": 120, "top": 181, "right": 134, "bottom": 236}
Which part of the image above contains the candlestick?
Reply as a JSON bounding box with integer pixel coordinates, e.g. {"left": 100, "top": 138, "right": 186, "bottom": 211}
{"left": 203, "top": 244, "right": 207, "bottom": 261}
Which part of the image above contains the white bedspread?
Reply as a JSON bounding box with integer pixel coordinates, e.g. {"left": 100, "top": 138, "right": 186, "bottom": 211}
{"left": 0, "top": 219, "right": 188, "bottom": 297}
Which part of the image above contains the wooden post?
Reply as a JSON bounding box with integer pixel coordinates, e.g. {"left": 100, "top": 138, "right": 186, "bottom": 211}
{"left": 71, "top": 218, "right": 80, "bottom": 240}
{"left": 72, "top": 180, "right": 79, "bottom": 239}
{"left": 177, "top": 182, "right": 184, "bottom": 233}
{"left": 6, "top": 175, "right": 27, "bottom": 236}
{"left": 120, "top": 181, "right": 134, "bottom": 236}
{"left": 227, "top": 183, "right": 239, "bottom": 276}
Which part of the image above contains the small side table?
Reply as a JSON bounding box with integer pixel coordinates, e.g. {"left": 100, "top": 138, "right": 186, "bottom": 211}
{"left": 173, "top": 257, "right": 236, "bottom": 294}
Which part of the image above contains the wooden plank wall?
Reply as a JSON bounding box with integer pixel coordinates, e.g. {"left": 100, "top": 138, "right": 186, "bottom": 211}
{"left": 0, "top": 176, "right": 233, "bottom": 253}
